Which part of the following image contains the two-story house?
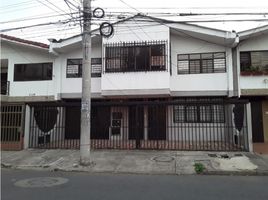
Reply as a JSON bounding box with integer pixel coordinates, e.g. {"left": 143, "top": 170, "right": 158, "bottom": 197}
{"left": 236, "top": 25, "right": 268, "bottom": 154}
{"left": 1, "top": 15, "right": 252, "bottom": 152}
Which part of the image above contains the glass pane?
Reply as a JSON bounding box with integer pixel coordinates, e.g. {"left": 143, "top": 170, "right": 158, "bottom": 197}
{"left": 200, "top": 106, "right": 212, "bottom": 122}
{"left": 189, "top": 60, "right": 201, "bottom": 74}
{"left": 189, "top": 54, "right": 200, "bottom": 59}
{"left": 185, "top": 106, "right": 198, "bottom": 122}
{"left": 151, "top": 45, "right": 164, "bottom": 56}
{"left": 173, "top": 105, "right": 184, "bottom": 123}
{"left": 201, "top": 59, "right": 213, "bottom": 73}
{"left": 201, "top": 53, "right": 213, "bottom": 59}
{"left": 178, "top": 60, "right": 189, "bottom": 74}
{"left": 214, "top": 58, "right": 225, "bottom": 72}
{"left": 178, "top": 54, "right": 188, "bottom": 60}
{"left": 214, "top": 52, "right": 225, "bottom": 58}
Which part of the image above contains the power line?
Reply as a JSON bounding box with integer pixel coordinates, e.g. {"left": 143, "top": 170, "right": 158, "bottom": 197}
{"left": 0, "top": 12, "right": 79, "bottom": 24}
{"left": 0, "top": 19, "right": 73, "bottom": 32}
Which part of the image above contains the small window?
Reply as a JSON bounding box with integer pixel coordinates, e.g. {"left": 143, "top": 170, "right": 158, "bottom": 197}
{"left": 14, "top": 63, "right": 53, "bottom": 81}
{"left": 178, "top": 52, "right": 226, "bottom": 74}
{"left": 91, "top": 58, "right": 102, "bottom": 77}
{"left": 173, "top": 102, "right": 225, "bottom": 123}
{"left": 66, "top": 59, "right": 82, "bottom": 78}
{"left": 66, "top": 58, "right": 102, "bottom": 78}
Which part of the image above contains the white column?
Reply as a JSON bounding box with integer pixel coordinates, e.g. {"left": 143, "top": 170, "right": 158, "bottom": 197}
{"left": 23, "top": 105, "right": 31, "bottom": 149}
{"left": 246, "top": 103, "right": 253, "bottom": 152}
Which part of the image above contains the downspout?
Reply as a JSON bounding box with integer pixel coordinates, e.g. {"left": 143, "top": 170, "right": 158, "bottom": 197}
{"left": 231, "top": 34, "right": 240, "bottom": 97}
{"left": 48, "top": 41, "right": 60, "bottom": 100}
{"left": 227, "top": 32, "right": 239, "bottom": 97}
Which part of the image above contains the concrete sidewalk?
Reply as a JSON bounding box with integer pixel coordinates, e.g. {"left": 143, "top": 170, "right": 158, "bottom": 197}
{"left": 1, "top": 149, "right": 268, "bottom": 175}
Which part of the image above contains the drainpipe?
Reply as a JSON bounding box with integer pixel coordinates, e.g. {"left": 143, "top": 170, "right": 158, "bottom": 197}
{"left": 227, "top": 33, "right": 239, "bottom": 97}
{"left": 231, "top": 34, "right": 240, "bottom": 97}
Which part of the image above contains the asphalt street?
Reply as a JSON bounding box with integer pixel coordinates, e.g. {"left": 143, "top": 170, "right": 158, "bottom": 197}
{"left": 1, "top": 168, "right": 268, "bottom": 200}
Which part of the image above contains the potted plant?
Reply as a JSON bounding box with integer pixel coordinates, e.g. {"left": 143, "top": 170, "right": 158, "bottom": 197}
{"left": 241, "top": 65, "right": 268, "bottom": 76}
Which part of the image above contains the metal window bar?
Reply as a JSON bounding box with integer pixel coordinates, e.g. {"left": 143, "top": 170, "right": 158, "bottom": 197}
{"left": 104, "top": 40, "right": 167, "bottom": 73}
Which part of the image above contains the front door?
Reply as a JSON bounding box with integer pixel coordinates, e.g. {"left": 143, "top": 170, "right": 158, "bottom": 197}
{"left": 65, "top": 106, "right": 81, "bottom": 139}
{"left": 129, "top": 106, "right": 144, "bottom": 141}
{"left": 148, "top": 105, "right": 166, "bottom": 140}
{"left": 251, "top": 101, "right": 264, "bottom": 143}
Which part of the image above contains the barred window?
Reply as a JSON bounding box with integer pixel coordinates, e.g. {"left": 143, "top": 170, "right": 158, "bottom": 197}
{"left": 66, "top": 58, "right": 102, "bottom": 78}
{"left": 105, "top": 41, "right": 166, "bottom": 72}
{"left": 173, "top": 104, "right": 225, "bottom": 123}
{"left": 177, "top": 52, "right": 226, "bottom": 74}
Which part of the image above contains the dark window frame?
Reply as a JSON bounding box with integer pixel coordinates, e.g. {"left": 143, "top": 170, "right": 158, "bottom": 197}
{"left": 177, "top": 52, "right": 226, "bottom": 74}
{"left": 240, "top": 50, "right": 268, "bottom": 71}
{"left": 14, "top": 62, "right": 53, "bottom": 81}
{"left": 173, "top": 104, "right": 225, "bottom": 123}
{"left": 66, "top": 58, "right": 102, "bottom": 78}
{"left": 105, "top": 41, "right": 167, "bottom": 73}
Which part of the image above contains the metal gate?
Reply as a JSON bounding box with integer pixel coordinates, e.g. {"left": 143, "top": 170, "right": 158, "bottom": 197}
{"left": 1, "top": 104, "right": 25, "bottom": 150}
{"left": 28, "top": 99, "right": 249, "bottom": 151}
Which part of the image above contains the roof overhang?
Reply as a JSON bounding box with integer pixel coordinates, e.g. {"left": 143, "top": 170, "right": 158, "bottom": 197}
{"left": 1, "top": 37, "right": 49, "bottom": 51}
{"left": 49, "top": 14, "right": 239, "bottom": 53}
{"left": 238, "top": 25, "right": 268, "bottom": 41}
{"left": 49, "top": 33, "right": 101, "bottom": 54}
{"left": 169, "top": 23, "right": 238, "bottom": 47}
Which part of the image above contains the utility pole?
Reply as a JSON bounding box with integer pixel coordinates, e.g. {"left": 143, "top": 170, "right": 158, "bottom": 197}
{"left": 80, "top": 0, "right": 91, "bottom": 165}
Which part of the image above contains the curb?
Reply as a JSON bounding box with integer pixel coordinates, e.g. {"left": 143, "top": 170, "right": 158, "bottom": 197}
{"left": 2, "top": 163, "right": 268, "bottom": 176}
{"left": 203, "top": 170, "right": 268, "bottom": 176}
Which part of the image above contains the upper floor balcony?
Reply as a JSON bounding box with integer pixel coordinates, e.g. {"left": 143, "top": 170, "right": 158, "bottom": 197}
{"left": 101, "top": 40, "right": 170, "bottom": 96}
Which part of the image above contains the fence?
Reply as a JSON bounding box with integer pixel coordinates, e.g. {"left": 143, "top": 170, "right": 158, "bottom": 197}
{"left": 28, "top": 99, "right": 249, "bottom": 151}
{"left": 1, "top": 104, "right": 25, "bottom": 150}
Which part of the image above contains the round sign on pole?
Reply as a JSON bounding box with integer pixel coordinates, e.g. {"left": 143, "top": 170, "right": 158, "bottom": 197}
{"left": 93, "top": 7, "right": 105, "bottom": 18}
{"left": 99, "top": 22, "right": 114, "bottom": 38}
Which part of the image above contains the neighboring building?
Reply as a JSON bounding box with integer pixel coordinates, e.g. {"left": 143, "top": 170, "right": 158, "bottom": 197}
{"left": 237, "top": 25, "right": 268, "bottom": 154}
{"left": 1, "top": 15, "right": 260, "bottom": 152}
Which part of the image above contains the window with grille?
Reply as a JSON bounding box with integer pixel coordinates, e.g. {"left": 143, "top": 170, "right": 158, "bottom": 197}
{"left": 240, "top": 51, "right": 268, "bottom": 71}
{"left": 177, "top": 52, "right": 226, "bottom": 74}
{"left": 66, "top": 58, "right": 102, "bottom": 78}
{"left": 173, "top": 103, "right": 225, "bottom": 123}
{"left": 105, "top": 41, "right": 166, "bottom": 72}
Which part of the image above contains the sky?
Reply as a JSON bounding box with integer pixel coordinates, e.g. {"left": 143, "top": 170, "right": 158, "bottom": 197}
{"left": 1, "top": 0, "right": 268, "bottom": 44}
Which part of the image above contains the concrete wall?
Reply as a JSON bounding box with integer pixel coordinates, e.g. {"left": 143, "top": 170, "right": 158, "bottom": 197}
{"left": 170, "top": 33, "right": 233, "bottom": 96}
{"left": 1, "top": 42, "right": 55, "bottom": 98}
{"left": 103, "top": 20, "right": 170, "bottom": 43}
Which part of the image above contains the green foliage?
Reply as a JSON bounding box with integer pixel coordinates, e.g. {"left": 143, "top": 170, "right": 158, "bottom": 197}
{"left": 194, "top": 163, "right": 205, "bottom": 174}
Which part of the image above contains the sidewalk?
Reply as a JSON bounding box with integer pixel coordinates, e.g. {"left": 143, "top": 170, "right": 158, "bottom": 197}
{"left": 1, "top": 149, "right": 268, "bottom": 175}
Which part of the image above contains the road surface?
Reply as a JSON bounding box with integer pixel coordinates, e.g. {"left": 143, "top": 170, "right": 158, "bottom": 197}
{"left": 1, "top": 169, "right": 268, "bottom": 200}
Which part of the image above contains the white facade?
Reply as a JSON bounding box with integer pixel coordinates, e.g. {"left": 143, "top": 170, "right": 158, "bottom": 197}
{"left": 170, "top": 33, "right": 233, "bottom": 96}
{"left": 1, "top": 41, "right": 55, "bottom": 98}
{"left": 2, "top": 15, "right": 239, "bottom": 100}
{"left": 237, "top": 30, "right": 268, "bottom": 94}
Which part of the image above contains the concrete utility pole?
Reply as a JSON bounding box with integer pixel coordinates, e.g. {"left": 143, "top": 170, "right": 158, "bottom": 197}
{"left": 80, "top": 0, "right": 91, "bottom": 165}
